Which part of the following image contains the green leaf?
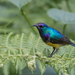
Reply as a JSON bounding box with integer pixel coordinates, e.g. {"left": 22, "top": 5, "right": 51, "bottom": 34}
{"left": 0, "top": 32, "right": 75, "bottom": 75}
{"left": 47, "top": 8, "right": 75, "bottom": 24}
{"left": 37, "top": 60, "right": 46, "bottom": 75}
{"left": 8, "top": 0, "right": 31, "bottom": 9}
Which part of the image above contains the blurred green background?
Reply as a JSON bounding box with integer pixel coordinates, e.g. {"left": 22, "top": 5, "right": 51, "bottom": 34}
{"left": 0, "top": 0, "right": 75, "bottom": 75}
{"left": 0, "top": 0, "right": 75, "bottom": 39}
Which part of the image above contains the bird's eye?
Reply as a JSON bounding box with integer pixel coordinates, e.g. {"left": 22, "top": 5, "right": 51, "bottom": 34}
{"left": 40, "top": 25, "right": 44, "bottom": 28}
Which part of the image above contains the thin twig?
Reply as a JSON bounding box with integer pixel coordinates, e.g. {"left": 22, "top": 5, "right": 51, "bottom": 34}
{"left": 63, "top": 24, "right": 67, "bottom": 34}
{"left": 21, "top": 8, "right": 38, "bottom": 35}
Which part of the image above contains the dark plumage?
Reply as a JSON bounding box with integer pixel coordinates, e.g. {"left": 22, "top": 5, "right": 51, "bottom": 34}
{"left": 31, "top": 23, "right": 75, "bottom": 57}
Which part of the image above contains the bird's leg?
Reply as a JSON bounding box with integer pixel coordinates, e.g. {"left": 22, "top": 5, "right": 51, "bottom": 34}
{"left": 48, "top": 47, "right": 55, "bottom": 57}
{"left": 52, "top": 48, "right": 59, "bottom": 56}
{"left": 49, "top": 48, "right": 59, "bottom": 57}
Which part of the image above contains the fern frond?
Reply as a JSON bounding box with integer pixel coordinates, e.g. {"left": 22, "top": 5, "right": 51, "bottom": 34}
{"left": 0, "top": 32, "right": 75, "bottom": 75}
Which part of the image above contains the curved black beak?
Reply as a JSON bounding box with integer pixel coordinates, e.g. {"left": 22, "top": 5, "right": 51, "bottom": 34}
{"left": 31, "top": 24, "right": 40, "bottom": 30}
{"left": 31, "top": 25, "right": 38, "bottom": 27}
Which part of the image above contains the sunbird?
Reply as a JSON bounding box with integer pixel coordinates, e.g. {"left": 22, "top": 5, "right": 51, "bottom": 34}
{"left": 31, "top": 23, "right": 75, "bottom": 57}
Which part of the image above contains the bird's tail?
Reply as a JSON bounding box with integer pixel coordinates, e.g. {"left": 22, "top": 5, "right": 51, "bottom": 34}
{"left": 71, "top": 43, "right": 75, "bottom": 47}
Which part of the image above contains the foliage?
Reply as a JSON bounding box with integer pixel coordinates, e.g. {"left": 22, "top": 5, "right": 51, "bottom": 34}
{"left": 47, "top": 8, "right": 75, "bottom": 24}
{"left": 0, "top": 33, "right": 75, "bottom": 75}
{"left": 9, "top": 0, "right": 31, "bottom": 9}
{"left": 0, "top": 0, "right": 75, "bottom": 75}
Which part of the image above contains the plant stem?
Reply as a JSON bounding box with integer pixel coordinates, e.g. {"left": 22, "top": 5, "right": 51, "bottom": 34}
{"left": 3, "top": 15, "right": 21, "bottom": 35}
{"left": 63, "top": 24, "right": 67, "bottom": 34}
{"left": 66, "top": 0, "right": 72, "bottom": 12}
{"left": 21, "top": 8, "right": 38, "bottom": 35}
{"left": 4, "top": 15, "right": 21, "bottom": 28}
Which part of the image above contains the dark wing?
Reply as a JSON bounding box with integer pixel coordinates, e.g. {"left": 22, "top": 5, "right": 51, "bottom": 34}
{"left": 50, "top": 36, "right": 72, "bottom": 45}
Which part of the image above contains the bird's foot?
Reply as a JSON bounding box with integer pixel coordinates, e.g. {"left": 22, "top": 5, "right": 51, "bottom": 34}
{"left": 47, "top": 55, "right": 52, "bottom": 58}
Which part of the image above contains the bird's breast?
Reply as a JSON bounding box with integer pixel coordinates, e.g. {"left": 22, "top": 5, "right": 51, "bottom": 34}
{"left": 45, "top": 42, "right": 62, "bottom": 48}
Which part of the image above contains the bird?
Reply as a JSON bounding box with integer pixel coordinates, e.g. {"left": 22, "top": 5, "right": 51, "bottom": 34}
{"left": 31, "top": 23, "right": 75, "bottom": 57}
